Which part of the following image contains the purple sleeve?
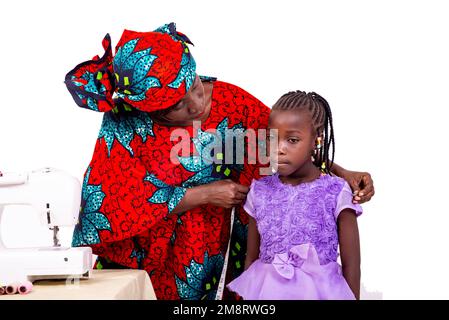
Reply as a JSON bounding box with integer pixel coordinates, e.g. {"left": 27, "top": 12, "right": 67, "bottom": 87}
{"left": 243, "top": 180, "right": 257, "bottom": 219}
{"left": 335, "top": 181, "right": 363, "bottom": 220}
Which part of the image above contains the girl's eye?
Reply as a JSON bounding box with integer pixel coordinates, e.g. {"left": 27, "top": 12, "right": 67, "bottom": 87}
{"left": 288, "top": 138, "right": 300, "bottom": 143}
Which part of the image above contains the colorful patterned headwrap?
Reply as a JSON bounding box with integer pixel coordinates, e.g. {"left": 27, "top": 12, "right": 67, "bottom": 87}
{"left": 65, "top": 23, "right": 196, "bottom": 113}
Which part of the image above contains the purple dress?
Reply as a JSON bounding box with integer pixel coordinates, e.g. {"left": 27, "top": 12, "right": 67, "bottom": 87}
{"left": 227, "top": 173, "right": 362, "bottom": 300}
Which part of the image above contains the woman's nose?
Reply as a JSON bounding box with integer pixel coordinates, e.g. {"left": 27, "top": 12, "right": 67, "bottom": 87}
{"left": 187, "top": 104, "right": 198, "bottom": 115}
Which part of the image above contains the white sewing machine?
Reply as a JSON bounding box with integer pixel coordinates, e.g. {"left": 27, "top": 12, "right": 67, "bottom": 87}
{"left": 0, "top": 167, "right": 92, "bottom": 283}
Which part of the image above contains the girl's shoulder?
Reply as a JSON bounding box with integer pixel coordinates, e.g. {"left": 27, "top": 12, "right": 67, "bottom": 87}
{"left": 320, "top": 174, "right": 363, "bottom": 217}
{"left": 319, "top": 174, "right": 348, "bottom": 196}
{"left": 253, "top": 173, "right": 346, "bottom": 189}
{"left": 322, "top": 174, "right": 346, "bottom": 186}
{"left": 249, "top": 174, "right": 349, "bottom": 198}
{"left": 251, "top": 174, "right": 278, "bottom": 190}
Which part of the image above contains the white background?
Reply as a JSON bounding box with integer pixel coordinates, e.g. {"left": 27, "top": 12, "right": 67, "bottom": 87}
{"left": 1, "top": 0, "right": 448, "bottom": 299}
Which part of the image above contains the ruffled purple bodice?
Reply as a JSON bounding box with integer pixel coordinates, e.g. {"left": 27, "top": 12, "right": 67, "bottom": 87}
{"left": 244, "top": 174, "right": 362, "bottom": 265}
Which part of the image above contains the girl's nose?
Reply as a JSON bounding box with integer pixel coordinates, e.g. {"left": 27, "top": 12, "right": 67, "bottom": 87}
{"left": 277, "top": 142, "right": 287, "bottom": 155}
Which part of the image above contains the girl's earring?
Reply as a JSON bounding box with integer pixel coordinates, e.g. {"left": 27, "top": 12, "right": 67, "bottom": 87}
{"left": 316, "top": 137, "right": 322, "bottom": 149}
{"left": 321, "top": 161, "right": 326, "bottom": 172}
{"left": 315, "top": 137, "right": 326, "bottom": 174}
{"left": 312, "top": 137, "right": 322, "bottom": 163}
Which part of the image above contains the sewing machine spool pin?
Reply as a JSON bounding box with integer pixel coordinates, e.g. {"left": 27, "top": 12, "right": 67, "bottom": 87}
{"left": 46, "top": 203, "right": 60, "bottom": 247}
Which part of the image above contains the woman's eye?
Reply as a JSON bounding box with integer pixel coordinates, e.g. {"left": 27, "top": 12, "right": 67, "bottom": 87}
{"left": 191, "top": 78, "right": 198, "bottom": 89}
{"left": 174, "top": 103, "right": 185, "bottom": 111}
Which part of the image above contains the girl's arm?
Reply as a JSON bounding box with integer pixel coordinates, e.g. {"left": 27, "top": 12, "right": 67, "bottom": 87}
{"left": 338, "top": 208, "right": 361, "bottom": 299}
{"left": 244, "top": 216, "right": 260, "bottom": 270}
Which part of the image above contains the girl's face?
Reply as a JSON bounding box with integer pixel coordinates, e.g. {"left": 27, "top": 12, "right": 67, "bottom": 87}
{"left": 155, "top": 74, "right": 207, "bottom": 126}
{"left": 268, "top": 109, "right": 317, "bottom": 177}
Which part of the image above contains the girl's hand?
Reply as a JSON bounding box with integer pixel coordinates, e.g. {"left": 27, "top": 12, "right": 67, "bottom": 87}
{"left": 340, "top": 170, "right": 375, "bottom": 204}
{"left": 203, "top": 179, "right": 249, "bottom": 208}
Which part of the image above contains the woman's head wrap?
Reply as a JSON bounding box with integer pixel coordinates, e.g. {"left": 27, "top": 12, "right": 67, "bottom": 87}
{"left": 65, "top": 22, "right": 196, "bottom": 113}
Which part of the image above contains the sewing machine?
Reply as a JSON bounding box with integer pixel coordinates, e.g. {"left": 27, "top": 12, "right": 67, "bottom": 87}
{"left": 0, "top": 168, "right": 92, "bottom": 284}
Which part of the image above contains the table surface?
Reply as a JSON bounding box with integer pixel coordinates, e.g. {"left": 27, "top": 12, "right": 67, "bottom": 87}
{"left": 0, "top": 269, "right": 156, "bottom": 300}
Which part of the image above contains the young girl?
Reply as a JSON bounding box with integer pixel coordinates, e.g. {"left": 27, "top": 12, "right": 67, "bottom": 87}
{"left": 227, "top": 91, "right": 362, "bottom": 300}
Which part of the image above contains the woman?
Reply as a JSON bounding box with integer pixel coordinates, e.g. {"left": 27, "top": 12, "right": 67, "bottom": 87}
{"left": 65, "top": 23, "right": 374, "bottom": 300}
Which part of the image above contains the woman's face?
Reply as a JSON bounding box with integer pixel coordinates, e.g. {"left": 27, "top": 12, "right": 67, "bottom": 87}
{"left": 157, "top": 75, "right": 207, "bottom": 126}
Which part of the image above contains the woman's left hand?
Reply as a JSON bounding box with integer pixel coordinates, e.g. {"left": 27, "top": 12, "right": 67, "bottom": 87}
{"left": 340, "top": 170, "right": 375, "bottom": 204}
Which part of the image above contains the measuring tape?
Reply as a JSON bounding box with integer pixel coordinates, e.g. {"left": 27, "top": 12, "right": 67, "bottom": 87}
{"left": 215, "top": 207, "right": 235, "bottom": 300}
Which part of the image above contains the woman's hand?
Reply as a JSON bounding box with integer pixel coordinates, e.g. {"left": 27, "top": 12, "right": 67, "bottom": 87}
{"left": 171, "top": 180, "right": 249, "bottom": 214}
{"left": 340, "top": 170, "right": 375, "bottom": 204}
{"left": 202, "top": 179, "right": 250, "bottom": 208}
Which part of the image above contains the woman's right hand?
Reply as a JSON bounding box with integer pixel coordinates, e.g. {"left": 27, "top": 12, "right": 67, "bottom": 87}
{"left": 201, "top": 179, "right": 249, "bottom": 208}
{"left": 171, "top": 179, "right": 250, "bottom": 215}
